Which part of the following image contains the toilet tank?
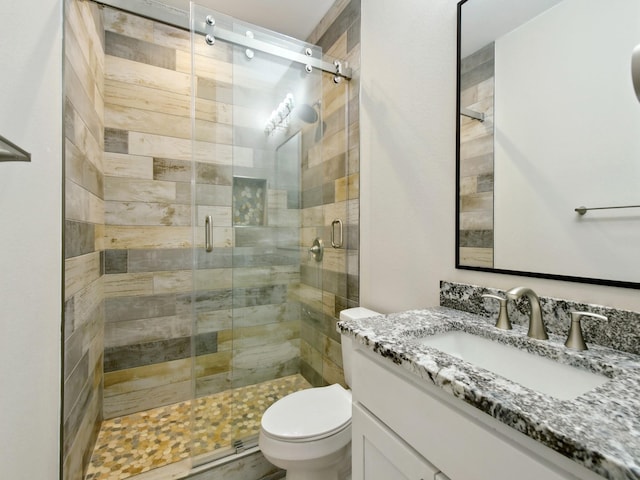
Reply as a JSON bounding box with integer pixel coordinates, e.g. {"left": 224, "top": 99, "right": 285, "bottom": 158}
{"left": 339, "top": 307, "right": 380, "bottom": 388}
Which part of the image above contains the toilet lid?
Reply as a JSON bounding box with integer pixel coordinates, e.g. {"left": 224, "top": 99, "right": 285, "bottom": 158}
{"left": 261, "top": 384, "right": 352, "bottom": 441}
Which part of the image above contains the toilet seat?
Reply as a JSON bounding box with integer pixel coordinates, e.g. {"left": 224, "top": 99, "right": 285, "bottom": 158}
{"left": 261, "top": 384, "right": 352, "bottom": 443}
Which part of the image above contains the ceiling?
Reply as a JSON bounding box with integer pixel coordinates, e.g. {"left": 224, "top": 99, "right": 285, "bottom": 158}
{"left": 461, "top": 0, "right": 563, "bottom": 57}
{"left": 162, "top": 0, "right": 335, "bottom": 41}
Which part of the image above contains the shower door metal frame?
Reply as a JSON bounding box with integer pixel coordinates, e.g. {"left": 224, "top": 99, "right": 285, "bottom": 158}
{"left": 93, "top": 0, "right": 352, "bottom": 80}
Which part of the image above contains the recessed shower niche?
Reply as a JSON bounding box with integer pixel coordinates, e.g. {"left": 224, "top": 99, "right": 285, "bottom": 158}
{"left": 233, "top": 177, "right": 267, "bottom": 226}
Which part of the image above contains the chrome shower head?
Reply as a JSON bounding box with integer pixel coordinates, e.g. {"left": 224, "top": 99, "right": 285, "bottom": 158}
{"left": 296, "top": 101, "right": 325, "bottom": 140}
{"left": 296, "top": 103, "right": 319, "bottom": 123}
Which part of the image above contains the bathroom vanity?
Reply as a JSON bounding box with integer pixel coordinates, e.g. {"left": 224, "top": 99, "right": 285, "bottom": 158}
{"left": 339, "top": 307, "right": 640, "bottom": 480}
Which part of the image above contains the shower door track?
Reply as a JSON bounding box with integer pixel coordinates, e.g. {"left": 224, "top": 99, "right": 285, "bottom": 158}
{"left": 93, "top": 0, "right": 352, "bottom": 80}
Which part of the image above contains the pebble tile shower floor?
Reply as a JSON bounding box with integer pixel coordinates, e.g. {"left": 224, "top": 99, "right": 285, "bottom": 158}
{"left": 85, "top": 374, "right": 311, "bottom": 479}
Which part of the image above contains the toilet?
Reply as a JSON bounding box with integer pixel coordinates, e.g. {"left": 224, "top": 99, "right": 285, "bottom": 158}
{"left": 259, "top": 307, "right": 379, "bottom": 480}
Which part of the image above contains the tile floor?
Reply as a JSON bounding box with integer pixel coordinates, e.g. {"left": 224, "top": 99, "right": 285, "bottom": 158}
{"left": 85, "top": 374, "right": 311, "bottom": 480}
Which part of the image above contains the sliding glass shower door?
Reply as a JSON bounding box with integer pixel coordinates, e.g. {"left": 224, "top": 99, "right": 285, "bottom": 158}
{"left": 190, "top": 5, "right": 324, "bottom": 463}
{"left": 63, "top": 1, "right": 354, "bottom": 478}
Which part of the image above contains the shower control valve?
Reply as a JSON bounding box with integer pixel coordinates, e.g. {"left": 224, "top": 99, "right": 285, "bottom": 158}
{"left": 309, "top": 238, "right": 324, "bottom": 262}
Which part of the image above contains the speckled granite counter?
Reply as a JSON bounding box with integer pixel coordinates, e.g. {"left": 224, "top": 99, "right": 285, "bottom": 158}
{"left": 338, "top": 307, "right": 640, "bottom": 480}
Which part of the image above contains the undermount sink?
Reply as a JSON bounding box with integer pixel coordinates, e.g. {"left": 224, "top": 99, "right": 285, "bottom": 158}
{"left": 414, "top": 330, "right": 609, "bottom": 400}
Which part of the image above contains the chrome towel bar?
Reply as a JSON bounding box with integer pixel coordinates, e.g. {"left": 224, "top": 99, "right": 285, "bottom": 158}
{"left": 575, "top": 205, "right": 640, "bottom": 215}
{"left": 460, "top": 107, "right": 485, "bottom": 122}
{"left": 0, "top": 134, "right": 30, "bottom": 162}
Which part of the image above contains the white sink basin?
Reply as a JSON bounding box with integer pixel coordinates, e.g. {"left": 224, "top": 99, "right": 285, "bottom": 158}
{"left": 415, "top": 331, "right": 609, "bottom": 400}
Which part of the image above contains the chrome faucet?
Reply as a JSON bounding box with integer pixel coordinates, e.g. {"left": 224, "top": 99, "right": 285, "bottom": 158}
{"left": 505, "top": 287, "right": 548, "bottom": 340}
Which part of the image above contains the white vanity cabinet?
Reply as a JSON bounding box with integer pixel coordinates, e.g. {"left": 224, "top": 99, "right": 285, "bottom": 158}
{"left": 350, "top": 346, "right": 604, "bottom": 480}
{"left": 352, "top": 403, "right": 440, "bottom": 480}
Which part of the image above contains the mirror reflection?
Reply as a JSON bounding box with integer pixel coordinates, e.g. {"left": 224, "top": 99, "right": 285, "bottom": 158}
{"left": 457, "top": 0, "right": 640, "bottom": 287}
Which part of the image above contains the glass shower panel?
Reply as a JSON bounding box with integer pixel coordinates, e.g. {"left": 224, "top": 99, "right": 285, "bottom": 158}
{"left": 190, "top": 3, "right": 322, "bottom": 463}
{"left": 190, "top": 7, "right": 237, "bottom": 463}
{"left": 229, "top": 18, "right": 322, "bottom": 449}
{"left": 300, "top": 61, "right": 353, "bottom": 388}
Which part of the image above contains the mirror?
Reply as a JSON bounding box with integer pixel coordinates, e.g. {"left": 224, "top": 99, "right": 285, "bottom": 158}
{"left": 456, "top": 0, "right": 640, "bottom": 289}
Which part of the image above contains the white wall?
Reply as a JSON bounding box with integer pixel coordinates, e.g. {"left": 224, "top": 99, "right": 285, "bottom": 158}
{"left": 360, "top": 0, "right": 458, "bottom": 313}
{"left": 360, "top": 0, "right": 640, "bottom": 315}
{"left": 0, "top": 1, "right": 63, "bottom": 478}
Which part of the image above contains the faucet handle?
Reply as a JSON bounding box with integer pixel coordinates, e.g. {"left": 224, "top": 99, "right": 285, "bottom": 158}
{"left": 482, "top": 294, "right": 512, "bottom": 330}
{"left": 565, "top": 311, "right": 608, "bottom": 351}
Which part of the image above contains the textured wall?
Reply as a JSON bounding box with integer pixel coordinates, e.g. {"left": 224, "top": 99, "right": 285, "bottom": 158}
{"left": 299, "top": 0, "right": 361, "bottom": 387}
{"left": 360, "top": 0, "right": 458, "bottom": 313}
{"left": 63, "top": 0, "right": 105, "bottom": 478}
{"left": 458, "top": 43, "right": 494, "bottom": 268}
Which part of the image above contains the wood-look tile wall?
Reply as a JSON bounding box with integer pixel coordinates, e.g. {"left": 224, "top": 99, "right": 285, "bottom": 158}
{"left": 459, "top": 43, "right": 495, "bottom": 268}
{"left": 63, "top": 1, "right": 105, "bottom": 479}
{"left": 102, "top": 8, "right": 304, "bottom": 417}
{"left": 299, "top": 0, "right": 361, "bottom": 387}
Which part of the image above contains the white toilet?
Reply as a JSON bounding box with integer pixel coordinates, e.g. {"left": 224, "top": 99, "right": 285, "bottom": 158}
{"left": 259, "top": 307, "right": 379, "bottom": 480}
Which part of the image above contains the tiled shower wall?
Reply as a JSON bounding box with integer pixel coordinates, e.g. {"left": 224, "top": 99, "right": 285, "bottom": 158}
{"left": 63, "top": 1, "right": 105, "bottom": 478}
{"left": 299, "top": 0, "right": 361, "bottom": 387}
{"left": 101, "top": 7, "right": 303, "bottom": 418}
{"left": 458, "top": 43, "right": 494, "bottom": 268}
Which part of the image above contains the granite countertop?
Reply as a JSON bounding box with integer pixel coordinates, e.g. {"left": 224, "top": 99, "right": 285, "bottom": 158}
{"left": 337, "top": 307, "right": 640, "bottom": 480}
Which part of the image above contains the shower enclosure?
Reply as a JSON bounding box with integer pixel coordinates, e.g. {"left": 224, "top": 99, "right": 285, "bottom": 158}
{"left": 62, "top": 0, "right": 357, "bottom": 478}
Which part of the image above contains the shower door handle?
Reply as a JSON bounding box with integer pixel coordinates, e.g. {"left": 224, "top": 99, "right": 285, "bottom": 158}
{"left": 331, "top": 219, "right": 343, "bottom": 248}
{"left": 205, "top": 215, "right": 213, "bottom": 252}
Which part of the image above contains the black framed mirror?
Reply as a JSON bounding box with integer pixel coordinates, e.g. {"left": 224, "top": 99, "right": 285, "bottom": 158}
{"left": 456, "top": 0, "right": 640, "bottom": 289}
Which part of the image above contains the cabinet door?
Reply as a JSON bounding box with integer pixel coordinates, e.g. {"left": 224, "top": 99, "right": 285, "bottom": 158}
{"left": 352, "top": 403, "right": 439, "bottom": 480}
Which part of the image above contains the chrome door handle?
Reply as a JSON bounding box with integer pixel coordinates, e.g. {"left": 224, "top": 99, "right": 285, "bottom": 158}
{"left": 331, "top": 219, "right": 343, "bottom": 248}
{"left": 205, "top": 215, "right": 213, "bottom": 252}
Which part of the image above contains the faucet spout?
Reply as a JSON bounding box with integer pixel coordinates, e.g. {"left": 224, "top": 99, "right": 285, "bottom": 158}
{"left": 505, "top": 287, "right": 548, "bottom": 340}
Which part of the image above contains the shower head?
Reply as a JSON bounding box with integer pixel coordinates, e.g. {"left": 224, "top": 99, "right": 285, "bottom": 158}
{"left": 296, "top": 103, "right": 319, "bottom": 124}
{"left": 295, "top": 101, "right": 325, "bottom": 141}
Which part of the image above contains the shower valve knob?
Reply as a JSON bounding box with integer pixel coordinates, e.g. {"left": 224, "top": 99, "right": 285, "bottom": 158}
{"left": 309, "top": 238, "right": 324, "bottom": 262}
